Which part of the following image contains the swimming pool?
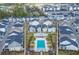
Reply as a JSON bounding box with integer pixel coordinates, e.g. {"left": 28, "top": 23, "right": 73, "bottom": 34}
{"left": 37, "top": 40, "right": 45, "bottom": 48}
{"left": 34, "top": 38, "right": 48, "bottom": 52}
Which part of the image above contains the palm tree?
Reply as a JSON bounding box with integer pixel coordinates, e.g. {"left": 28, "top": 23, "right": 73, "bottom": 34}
{"left": 47, "top": 33, "right": 53, "bottom": 47}
{"left": 28, "top": 34, "right": 35, "bottom": 50}
{"left": 0, "top": 10, "right": 4, "bottom": 20}
{"left": 47, "top": 33, "right": 57, "bottom": 54}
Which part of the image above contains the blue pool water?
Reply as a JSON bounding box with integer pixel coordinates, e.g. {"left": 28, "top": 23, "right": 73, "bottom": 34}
{"left": 37, "top": 40, "right": 45, "bottom": 48}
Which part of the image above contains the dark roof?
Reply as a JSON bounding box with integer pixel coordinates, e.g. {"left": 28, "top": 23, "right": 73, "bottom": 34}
{"left": 29, "top": 25, "right": 37, "bottom": 29}
{"left": 74, "top": 19, "right": 79, "bottom": 24}
{"left": 68, "top": 12, "right": 74, "bottom": 17}
{"left": 0, "top": 24, "right": 6, "bottom": 28}
{"left": 60, "top": 44, "right": 71, "bottom": 46}
{"left": 59, "top": 26, "right": 73, "bottom": 34}
{"left": 13, "top": 22, "right": 23, "bottom": 27}
{"left": 60, "top": 36, "right": 78, "bottom": 47}
{"left": 8, "top": 31, "right": 22, "bottom": 35}
{"left": 29, "top": 24, "right": 54, "bottom": 29}
{"left": 7, "top": 33, "right": 23, "bottom": 44}
{"left": 48, "top": 25, "right": 54, "bottom": 28}
{"left": 2, "top": 19, "right": 9, "bottom": 23}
